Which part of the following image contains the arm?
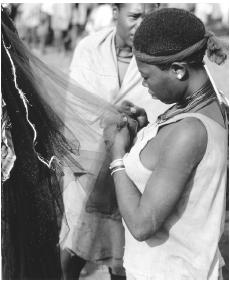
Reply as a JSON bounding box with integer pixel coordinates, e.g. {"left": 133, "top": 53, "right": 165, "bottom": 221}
{"left": 111, "top": 118, "right": 207, "bottom": 241}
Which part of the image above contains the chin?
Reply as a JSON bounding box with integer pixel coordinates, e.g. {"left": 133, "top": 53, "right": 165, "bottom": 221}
{"left": 127, "top": 39, "right": 133, "bottom": 48}
{"left": 161, "top": 99, "right": 175, "bottom": 105}
{"left": 154, "top": 95, "right": 172, "bottom": 104}
{"left": 150, "top": 94, "right": 158, "bottom": 100}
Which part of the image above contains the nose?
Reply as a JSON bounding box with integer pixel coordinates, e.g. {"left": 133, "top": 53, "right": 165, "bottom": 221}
{"left": 137, "top": 17, "right": 143, "bottom": 27}
{"left": 133, "top": 17, "right": 143, "bottom": 33}
{"left": 142, "top": 80, "right": 148, "bottom": 88}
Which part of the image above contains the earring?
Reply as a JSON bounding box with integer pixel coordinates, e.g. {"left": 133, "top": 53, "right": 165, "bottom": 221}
{"left": 177, "top": 73, "right": 183, "bottom": 80}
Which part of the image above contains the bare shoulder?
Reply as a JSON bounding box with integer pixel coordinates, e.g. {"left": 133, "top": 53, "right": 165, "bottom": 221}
{"left": 159, "top": 117, "right": 208, "bottom": 165}
{"left": 173, "top": 117, "right": 207, "bottom": 142}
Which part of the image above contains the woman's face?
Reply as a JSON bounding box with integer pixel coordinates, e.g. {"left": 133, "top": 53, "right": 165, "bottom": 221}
{"left": 136, "top": 59, "right": 185, "bottom": 104}
{"left": 115, "top": 4, "right": 157, "bottom": 48}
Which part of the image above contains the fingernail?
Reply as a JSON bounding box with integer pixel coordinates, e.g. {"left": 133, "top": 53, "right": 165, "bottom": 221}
{"left": 130, "top": 107, "right": 136, "bottom": 114}
{"left": 123, "top": 116, "right": 128, "bottom": 123}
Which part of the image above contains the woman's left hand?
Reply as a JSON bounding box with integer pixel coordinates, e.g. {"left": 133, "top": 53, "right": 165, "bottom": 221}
{"left": 112, "top": 125, "right": 130, "bottom": 158}
{"left": 103, "top": 121, "right": 131, "bottom": 159}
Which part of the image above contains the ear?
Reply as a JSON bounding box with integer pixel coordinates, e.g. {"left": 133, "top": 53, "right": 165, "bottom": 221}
{"left": 112, "top": 5, "right": 119, "bottom": 20}
{"left": 170, "top": 62, "right": 188, "bottom": 80}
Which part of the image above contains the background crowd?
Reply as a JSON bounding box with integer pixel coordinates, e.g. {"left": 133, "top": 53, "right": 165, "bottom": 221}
{"left": 6, "top": 3, "right": 229, "bottom": 54}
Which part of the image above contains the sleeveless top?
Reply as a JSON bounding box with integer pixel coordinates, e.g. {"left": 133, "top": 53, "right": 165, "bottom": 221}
{"left": 123, "top": 113, "right": 227, "bottom": 279}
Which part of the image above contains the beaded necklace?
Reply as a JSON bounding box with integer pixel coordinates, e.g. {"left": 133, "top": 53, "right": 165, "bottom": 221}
{"left": 156, "top": 80, "right": 217, "bottom": 124}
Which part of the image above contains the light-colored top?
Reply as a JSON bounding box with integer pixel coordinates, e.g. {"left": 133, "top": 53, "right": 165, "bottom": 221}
{"left": 123, "top": 113, "right": 227, "bottom": 279}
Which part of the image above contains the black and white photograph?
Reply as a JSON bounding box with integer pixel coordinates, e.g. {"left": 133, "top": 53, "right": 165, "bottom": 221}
{"left": 1, "top": 2, "right": 229, "bottom": 280}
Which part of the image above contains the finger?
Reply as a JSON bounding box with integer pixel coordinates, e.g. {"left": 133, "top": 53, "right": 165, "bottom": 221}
{"left": 130, "top": 106, "right": 137, "bottom": 114}
{"left": 127, "top": 118, "right": 138, "bottom": 135}
{"left": 117, "top": 114, "right": 128, "bottom": 130}
{"left": 122, "top": 115, "right": 128, "bottom": 123}
{"left": 117, "top": 101, "right": 135, "bottom": 115}
{"left": 121, "top": 100, "right": 134, "bottom": 107}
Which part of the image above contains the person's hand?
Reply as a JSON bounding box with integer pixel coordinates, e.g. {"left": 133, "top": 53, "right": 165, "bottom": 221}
{"left": 112, "top": 125, "right": 130, "bottom": 159}
{"left": 116, "top": 100, "right": 148, "bottom": 130}
{"left": 103, "top": 116, "right": 131, "bottom": 159}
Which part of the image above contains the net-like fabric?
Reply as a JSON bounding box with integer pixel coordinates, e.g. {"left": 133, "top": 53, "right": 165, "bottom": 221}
{"left": 1, "top": 7, "right": 123, "bottom": 279}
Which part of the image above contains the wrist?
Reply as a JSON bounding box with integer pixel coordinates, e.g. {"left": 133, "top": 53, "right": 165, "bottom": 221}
{"left": 109, "top": 158, "right": 125, "bottom": 176}
{"left": 111, "top": 148, "right": 126, "bottom": 160}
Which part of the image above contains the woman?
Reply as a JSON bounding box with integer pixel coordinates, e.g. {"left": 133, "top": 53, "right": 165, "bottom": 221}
{"left": 105, "top": 8, "right": 228, "bottom": 279}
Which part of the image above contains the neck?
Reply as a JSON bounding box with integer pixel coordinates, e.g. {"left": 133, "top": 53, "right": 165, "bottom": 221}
{"left": 157, "top": 74, "right": 216, "bottom": 124}
{"left": 115, "top": 34, "right": 132, "bottom": 57}
{"left": 183, "top": 66, "right": 209, "bottom": 101}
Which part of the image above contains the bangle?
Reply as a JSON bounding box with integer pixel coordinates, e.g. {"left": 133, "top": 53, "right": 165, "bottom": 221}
{"left": 110, "top": 165, "right": 125, "bottom": 173}
{"left": 109, "top": 159, "right": 124, "bottom": 170}
{"left": 111, "top": 167, "right": 125, "bottom": 176}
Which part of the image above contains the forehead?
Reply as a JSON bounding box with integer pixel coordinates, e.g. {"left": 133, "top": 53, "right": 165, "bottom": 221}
{"left": 121, "top": 3, "right": 159, "bottom": 13}
{"left": 136, "top": 59, "right": 161, "bottom": 75}
{"left": 121, "top": 3, "right": 145, "bottom": 14}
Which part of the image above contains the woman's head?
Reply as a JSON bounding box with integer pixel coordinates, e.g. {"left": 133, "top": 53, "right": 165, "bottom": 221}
{"left": 134, "top": 8, "right": 207, "bottom": 64}
{"left": 133, "top": 8, "right": 227, "bottom": 103}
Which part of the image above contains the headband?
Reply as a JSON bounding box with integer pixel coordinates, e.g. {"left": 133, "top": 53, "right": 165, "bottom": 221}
{"left": 133, "top": 31, "right": 215, "bottom": 65}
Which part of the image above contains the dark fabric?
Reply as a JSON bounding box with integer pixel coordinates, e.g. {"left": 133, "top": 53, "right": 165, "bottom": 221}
{"left": 60, "top": 250, "right": 86, "bottom": 279}
{"left": 85, "top": 150, "right": 121, "bottom": 220}
{"left": 85, "top": 121, "right": 138, "bottom": 219}
{"left": 1, "top": 7, "right": 65, "bottom": 279}
{"left": 2, "top": 166, "right": 62, "bottom": 279}
{"left": 109, "top": 268, "right": 126, "bottom": 280}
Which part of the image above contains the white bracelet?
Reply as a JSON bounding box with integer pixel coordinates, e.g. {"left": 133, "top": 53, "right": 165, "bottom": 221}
{"left": 109, "top": 159, "right": 124, "bottom": 170}
{"left": 111, "top": 167, "right": 125, "bottom": 176}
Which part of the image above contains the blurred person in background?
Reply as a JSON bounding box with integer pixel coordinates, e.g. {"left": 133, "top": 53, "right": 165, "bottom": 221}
{"left": 85, "top": 3, "right": 114, "bottom": 34}
{"left": 166, "top": 3, "right": 195, "bottom": 12}
{"left": 60, "top": 3, "right": 170, "bottom": 280}
{"left": 69, "top": 4, "right": 81, "bottom": 51}
{"left": 219, "top": 3, "right": 229, "bottom": 28}
{"left": 195, "top": 3, "right": 213, "bottom": 25}
{"left": 16, "top": 3, "right": 41, "bottom": 48}
{"left": 49, "top": 3, "right": 72, "bottom": 53}
{"left": 69, "top": 3, "right": 92, "bottom": 50}
{"left": 37, "top": 4, "right": 51, "bottom": 54}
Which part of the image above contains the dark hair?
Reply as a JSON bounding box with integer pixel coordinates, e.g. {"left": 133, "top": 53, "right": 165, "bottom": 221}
{"left": 1, "top": 7, "right": 63, "bottom": 279}
{"left": 134, "top": 9, "right": 205, "bottom": 55}
{"left": 134, "top": 8, "right": 227, "bottom": 69}
{"left": 134, "top": 8, "right": 206, "bottom": 69}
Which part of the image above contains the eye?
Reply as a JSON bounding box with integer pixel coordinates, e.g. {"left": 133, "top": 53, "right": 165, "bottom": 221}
{"left": 129, "top": 13, "right": 141, "bottom": 20}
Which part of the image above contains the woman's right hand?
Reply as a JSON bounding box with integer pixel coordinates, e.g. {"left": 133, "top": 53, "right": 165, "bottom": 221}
{"left": 116, "top": 100, "right": 149, "bottom": 130}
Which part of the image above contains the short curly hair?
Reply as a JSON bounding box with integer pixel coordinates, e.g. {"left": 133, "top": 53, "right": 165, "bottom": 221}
{"left": 134, "top": 8, "right": 207, "bottom": 68}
